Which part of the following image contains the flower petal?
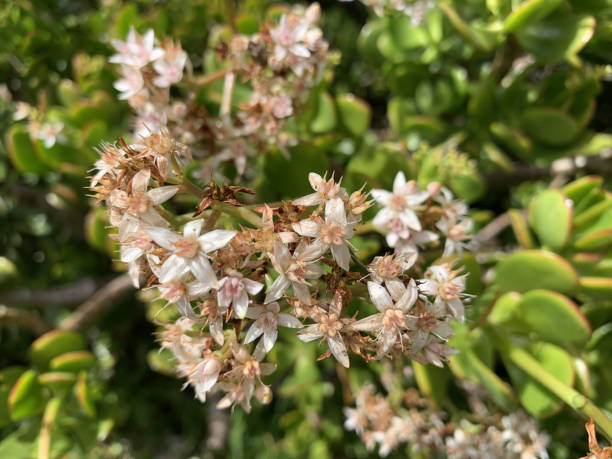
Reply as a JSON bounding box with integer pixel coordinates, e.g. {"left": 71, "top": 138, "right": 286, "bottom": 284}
{"left": 328, "top": 335, "right": 350, "bottom": 368}
{"left": 331, "top": 243, "right": 351, "bottom": 271}
{"left": 198, "top": 229, "right": 237, "bottom": 253}
{"left": 183, "top": 219, "right": 203, "bottom": 238}
{"left": 367, "top": 281, "right": 393, "bottom": 312}
{"left": 265, "top": 275, "right": 290, "bottom": 304}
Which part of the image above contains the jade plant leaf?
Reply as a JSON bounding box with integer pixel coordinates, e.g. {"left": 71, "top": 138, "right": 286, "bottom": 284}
{"left": 508, "top": 209, "right": 535, "bottom": 248}
{"left": 336, "top": 94, "right": 371, "bottom": 137}
{"left": 503, "top": 0, "right": 563, "bottom": 33}
{"left": 520, "top": 108, "right": 579, "bottom": 146}
{"left": 518, "top": 289, "right": 591, "bottom": 344}
{"left": 38, "top": 372, "right": 77, "bottom": 395}
{"left": 49, "top": 351, "right": 96, "bottom": 373}
{"left": 30, "top": 330, "right": 86, "bottom": 370}
{"left": 310, "top": 91, "right": 337, "bottom": 134}
{"left": 563, "top": 176, "right": 603, "bottom": 207}
{"left": 516, "top": 14, "right": 596, "bottom": 63}
{"left": 495, "top": 250, "right": 578, "bottom": 295}
{"left": 8, "top": 370, "right": 46, "bottom": 421}
{"left": 506, "top": 342, "right": 574, "bottom": 418}
{"left": 6, "top": 125, "right": 47, "bottom": 174}
{"left": 528, "top": 190, "right": 573, "bottom": 250}
{"left": 579, "top": 277, "right": 612, "bottom": 299}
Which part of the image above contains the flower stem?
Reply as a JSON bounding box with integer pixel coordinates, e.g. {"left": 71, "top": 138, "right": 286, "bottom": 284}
{"left": 492, "top": 332, "right": 612, "bottom": 442}
{"left": 215, "top": 202, "right": 262, "bottom": 228}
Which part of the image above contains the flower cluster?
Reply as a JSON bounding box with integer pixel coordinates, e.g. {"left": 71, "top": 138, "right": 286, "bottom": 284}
{"left": 93, "top": 12, "right": 472, "bottom": 414}
{"left": 345, "top": 383, "right": 550, "bottom": 458}
{"left": 371, "top": 171, "right": 475, "bottom": 259}
{"left": 90, "top": 121, "right": 473, "bottom": 411}
{"left": 108, "top": 4, "right": 330, "bottom": 182}
{"left": 109, "top": 27, "right": 188, "bottom": 139}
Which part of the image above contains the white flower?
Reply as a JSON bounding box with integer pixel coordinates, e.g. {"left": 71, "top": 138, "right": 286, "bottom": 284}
{"left": 419, "top": 264, "right": 468, "bottom": 322}
{"left": 157, "top": 273, "right": 213, "bottom": 318}
{"left": 243, "top": 302, "right": 302, "bottom": 352}
{"left": 182, "top": 356, "right": 221, "bottom": 402}
{"left": 297, "top": 292, "right": 350, "bottom": 367}
{"left": 217, "top": 271, "right": 263, "bottom": 319}
{"left": 434, "top": 186, "right": 468, "bottom": 221}
{"left": 269, "top": 94, "right": 293, "bottom": 119}
{"left": 437, "top": 217, "right": 474, "bottom": 258}
{"left": 113, "top": 66, "right": 144, "bottom": 100}
{"left": 110, "top": 27, "right": 165, "bottom": 68}
{"left": 110, "top": 168, "right": 178, "bottom": 227}
{"left": 372, "top": 171, "right": 429, "bottom": 233}
{"left": 153, "top": 48, "right": 187, "bottom": 87}
{"left": 35, "top": 122, "right": 64, "bottom": 148}
{"left": 292, "top": 198, "right": 355, "bottom": 270}
{"left": 270, "top": 14, "right": 310, "bottom": 62}
{"left": 265, "top": 239, "right": 323, "bottom": 304}
{"left": 293, "top": 172, "right": 348, "bottom": 206}
{"left": 147, "top": 219, "right": 236, "bottom": 284}
{"left": 352, "top": 280, "right": 418, "bottom": 357}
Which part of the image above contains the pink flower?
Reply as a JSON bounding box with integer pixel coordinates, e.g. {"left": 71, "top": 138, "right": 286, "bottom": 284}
{"left": 217, "top": 272, "right": 263, "bottom": 319}
{"left": 153, "top": 46, "right": 187, "bottom": 87}
{"left": 110, "top": 27, "right": 164, "bottom": 68}
{"left": 270, "top": 15, "right": 310, "bottom": 62}
{"left": 372, "top": 171, "right": 429, "bottom": 233}
{"left": 292, "top": 198, "right": 355, "bottom": 270}
{"left": 243, "top": 302, "right": 302, "bottom": 352}
{"left": 265, "top": 240, "right": 323, "bottom": 304}
{"left": 293, "top": 172, "right": 347, "bottom": 207}
{"left": 113, "top": 66, "right": 144, "bottom": 100}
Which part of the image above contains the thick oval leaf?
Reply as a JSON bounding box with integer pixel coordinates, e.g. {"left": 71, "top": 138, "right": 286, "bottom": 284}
{"left": 0, "top": 367, "right": 25, "bottom": 428}
{"left": 528, "top": 190, "right": 573, "bottom": 250}
{"left": 412, "top": 362, "right": 449, "bottom": 410}
{"left": 495, "top": 250, "right": 578, "bottom": 295}
{"left": 310, "top": 91, "right": 337, "bottom": 134}
{"left": 516, "top": 15, "right": 596, "bottom": 63}
{"left": 563, "top": 176, "right": 603, "bottom": 205}
{"left": 336, "top": 94, "right": 371, "bottom": 137}
{"left": 30, "top": 330, "right": 86, "bottom": 370}
{"left": 8, "top": 370, "right": 46, "bottom": 421}
{"left": 508, "top": 209, "right": 535, "bottom": 248}
{"left": 147, "top": 349, "right": 176, "bottom": 377}
{"left": 50, "top": 351, "right": 95, "bottom": 373}
{"left": 507, "top": 342, "right": 574, "bottom": 418}
{"left": 579, "top": 277, "right": 612, "bottom": 299}
{"left": 38, "top": 372, "right": 77, "bottom": 394}
{"left": 504, "top": 0, "right": 563, "bottom": 32}
{"left": 6, "top": 125, "right": 47, "bottom": 174}
{"left": 521, "top": 108, "right": 579, "bottom": 146}
{"left": 518, "top": 289, "right": 591, "bottom": 344}
{"left": 573, "top": 196, "right": 612, "bottom": 228}
{"left": 75, "top": 372, "right": 96, "bottom": 417}
{"left": 488, "top": 292, "right": 522, "bottom": 325}
{"left": 574, "top": 229, "right": 612, "bottom": 251}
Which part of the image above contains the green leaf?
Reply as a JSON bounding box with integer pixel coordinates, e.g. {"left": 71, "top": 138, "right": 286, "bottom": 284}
{"left": 516, "top": 15, "right": 596, "bottom": 63}
{"left": 563, "top": 176, "right": 603, "bottom": 205}
{"left": 438, "top": 3, "right": 497, "bottom": 50}
{"left": 579, "top": 277, "right": 612, "bottom": 299}
{"left": 412, "top": 362, "right": 449, "bottom": 410}
{"left": 574, "top": 197, "right": 612, "bottom": 229}
{"left": 336, "top": 94, "right": 371, "bottom": 137}
{"left": 521, "top": 108, "right": 579, "bottom": 146}
{"left": 488, "top": 292, "right": 522, "bottom": 325}
{"left": 449, "top": 350, "right": 516, "bottom": 411}
{"left": 30, "top": 330, "right": 86, "bottom": 370}
{"left": 495, "top": 250, "right": 579, "bottom": 295}
{"left": 256, "top": 144, "right": 330, "bottom": 201}
{"left": 6, "top": 125, "right": 47, "bottom": 174}
{"left": 508, "top": 209, "right": 536, "bottom": 248}
{"left": 310, "top": 91, "right": 337, "bottom": 134}
{"left": 503, "top": 0, "right": 563, "bottom": 32}
{"left": 574, "top": 229, "right": 612, "bottom": 251}
{"left": 518, "top": 289, "right": 591, "bottom": 344}
{"left": 449, "top": 172, "right": 486, "bottom": 204}
{"left": 49, "top": 351, "right": 95, "bottom": 373}
{"left": 389, "top": 16, "right": 429, "bottom": 49}
{"left": 529, "top": 190, "right": 573, "bottom": 250}
{"left": 38, "top": 372, "right": 77, "bottom": 395}
{"left": 507, "top": 342, "right": 574, "bottom": 417}
{"left": 8, "top": 370, "right": 46, "bottom": 421}
{"left": 75, "top": 372, "right": 96, "bottom": 417}
{"left": 85, "top": 208, "right": 113, "bottom": 254}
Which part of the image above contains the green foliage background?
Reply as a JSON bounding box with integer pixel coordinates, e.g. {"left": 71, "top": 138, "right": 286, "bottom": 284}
{"left": 1, "top": 0, "right": 612, "bottom": 457}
